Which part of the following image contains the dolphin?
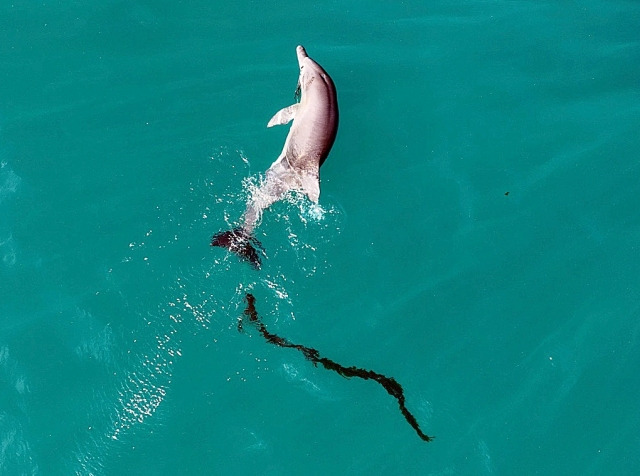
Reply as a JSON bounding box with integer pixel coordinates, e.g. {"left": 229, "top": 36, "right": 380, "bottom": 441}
{"left": 211, "top": 45, "right": 339, "bottom": 269}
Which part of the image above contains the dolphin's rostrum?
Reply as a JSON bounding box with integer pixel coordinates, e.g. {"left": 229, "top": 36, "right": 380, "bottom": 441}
{"left": 212, "top": 45, "right": 339, "bottom": 269}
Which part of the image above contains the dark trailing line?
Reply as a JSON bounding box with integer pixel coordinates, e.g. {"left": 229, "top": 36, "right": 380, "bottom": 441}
{"left": 240, "top": 293, "right": 434, "bottom": 443}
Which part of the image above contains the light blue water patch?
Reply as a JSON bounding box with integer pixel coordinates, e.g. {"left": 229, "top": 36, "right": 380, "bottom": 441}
{"left": 1, "top": 1, "right": 640, "bottom": 474}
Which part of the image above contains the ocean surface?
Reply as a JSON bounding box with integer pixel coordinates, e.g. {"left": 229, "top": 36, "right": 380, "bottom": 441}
{"left": 2, "top": 1, "right": 639, "bottom": 474}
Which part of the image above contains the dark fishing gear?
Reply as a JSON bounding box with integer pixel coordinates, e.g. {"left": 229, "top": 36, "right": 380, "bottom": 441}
{"left": 239, "top": 293, "right": 434, "bottom": 443}
{"left": 211, "top": 228, "right": 265, "bottom": 269}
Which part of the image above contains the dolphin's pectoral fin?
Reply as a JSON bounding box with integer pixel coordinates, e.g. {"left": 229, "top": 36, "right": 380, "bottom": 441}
{"left": 300, "top": 172, "right": 320, "bottom": 203}
{"left": 267, "top": 104, "right": 299, "bottom": 127}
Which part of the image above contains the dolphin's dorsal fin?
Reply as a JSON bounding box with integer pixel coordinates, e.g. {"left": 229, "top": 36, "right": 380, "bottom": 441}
{"left": 267, "top": 104, "right": 299, "bottom": 127}
{"left": 300, "top": 171, "right": 320, "bottom": 203}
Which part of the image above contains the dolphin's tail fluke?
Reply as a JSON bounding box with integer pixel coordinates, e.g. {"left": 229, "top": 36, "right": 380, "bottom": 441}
{"left": 211, "top": 228, "right": 265, "bottom": 270}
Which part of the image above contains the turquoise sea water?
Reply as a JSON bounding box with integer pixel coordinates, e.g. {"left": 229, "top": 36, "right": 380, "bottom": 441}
{"left": 2, "top": 1, "right": 640, "bottom": 474}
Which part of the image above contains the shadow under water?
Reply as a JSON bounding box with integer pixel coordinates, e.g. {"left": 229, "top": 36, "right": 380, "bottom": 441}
{"left": 240, "top": 293, "right": 433, "bottom": 443}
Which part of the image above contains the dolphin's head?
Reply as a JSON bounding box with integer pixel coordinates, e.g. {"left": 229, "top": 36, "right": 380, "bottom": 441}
{"left": 296, "top": 45, "right": 308, "bottom": 66}
{"left": 295, "top": 45, "right": 317, "bottom": 98}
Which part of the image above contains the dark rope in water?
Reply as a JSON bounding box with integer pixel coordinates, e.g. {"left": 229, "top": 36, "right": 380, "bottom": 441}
{"left": 240, "top": 293, "right": 434, "bottom": 443}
